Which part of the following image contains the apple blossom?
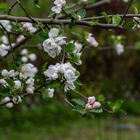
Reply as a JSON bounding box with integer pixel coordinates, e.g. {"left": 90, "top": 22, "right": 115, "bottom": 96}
{"left": 86, "top": 33, "right": 98, "bottom": 47}
{"left": 51, "top": 0, "right": 66, "bottom": 14}
{"left": 48, "top": 88, "right": 55, "bottom": 98}
{"left": 0, "top": 44, "right": 10, "bottom": 57}
{"left": 14, "top": 80, "right": 22, "bottom": 90}
{"left": 116, "top": 43, "right": 124, "bottom": 55}
{"left": 86, "top": 96, "right": 101, "bottom": 110}
{"left": 20, "top": 63, "right": 38, "bottom": 79}
{"left": 0, "top": 20, "right": 12, "bottom": 32}
{"left": 43, "top": 28, "right": 66, "bottom": 58}
{"left": 21, "top": 22, "right": 37, "bottom": 33}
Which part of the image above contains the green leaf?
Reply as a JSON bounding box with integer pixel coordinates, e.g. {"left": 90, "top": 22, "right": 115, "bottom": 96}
{"left": 0, "top": 3, "right": 8, "bottom": 14}
{"left": 65, "top": 2, "right": 75, "bottom": 10}
{"left": 65, "top": 43, "right": 75, "bottom": 53}
{"left": 107, "top": 101, "right": 114, "bottom": 109}
{"left": 0, "top": 88, "right": 10, "bottom": 97}
{"left": 113, "top": 100, "right": 123, "bottom": 112}
{"left": 98, "top": 95, "right": 105, "bottom": 103}
{"left": 5, "top": 78, "right": 14, "bottom": 88}
{"left": 72, "top": 98, "right": 85, "bottom": 106}
{"left": 33, "top": 0, "right": 40, "bottom": 8}
{"left": 47, "top": 81, "right": 61, "bottom": 89}
{"left": 101, "top": 12, "right": 111, "bottom": 23}
{"left": 36, "top": 31, "right": 48, "bottom": 42}
{"left": 70, "top": 53, "right": 81, "bottom": 65}
{"left": 91, "top": 19, "right": 99, "bottom": 26}
{"left": 72, "top": 105, "right": 86, "bottom": 114}
{"left": 123, "top": 21, "right": 135, "bottom": 29}
{"left": 112, "top": 15, "right": 121, "bottom": 24}
{"left": 71, "top": 32, "right": 83, "bottom": 42}
{"left": 77, "top": 9, "right": 86, "bottom": 18}
{"left": 90, "top": 108, "right": 103, "bottom": 113}
{"left": 133, "top": 6, "right": 139, "bottom": 14}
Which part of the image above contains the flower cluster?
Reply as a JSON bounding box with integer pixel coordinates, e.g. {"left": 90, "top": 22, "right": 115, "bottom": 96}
{"left": 0, "top": 69, "right": 19, "bottom": 87}
{"left": 51, "top": 0, "right": 66, "bottom": 14}
{"left": 0, "top": 63, "right": 37, "bottom": 94}
{"left": 43, "top": 28, "right": 66, "bottom": 58}
{"left": 21, "top": 22, "right": 37, "bottom": 33}
{"left": 20, "top": 49, "right": 37, "bottom": 63}
{"left": 20, "top": 63, "right": 38, "bottom": 94}
{"left": 44, "top": 62, "right": 79, "bottom": 92}
{"left": 1, "top": 95, "right": 22, "bottom": 108}
{"left": 86, "top": 96, "right": 101, "bottom": 110}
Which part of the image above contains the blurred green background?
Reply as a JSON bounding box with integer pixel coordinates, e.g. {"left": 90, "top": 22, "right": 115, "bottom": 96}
{"left": 1, "top": 0, "right": 140, "bottom": 139}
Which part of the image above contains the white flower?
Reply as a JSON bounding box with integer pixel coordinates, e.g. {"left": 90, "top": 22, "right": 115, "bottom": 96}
{"left": 2, "top": 97, "right": 11, "bottom": 102}
{"left": 6, "top": 102, "right": 14, "bottom": 108}
{"left": 86, "top": 33, "right": 98, "bottom": 47}
{"left": 8, "top": 70, "right": 18, "bottom": 77}
{"left": 43, "top": 39, "right": 62, "bottom": 58}
{"left": 1, "top": 35, "right": 9, "bottom": 44}
{"left": 14, "top": 80, "right": 22, "bottom": 89}
{"left": 0, "top": 79, "right": 8, "bottom": 87}
{"left": 55, "top": 36, "right": 66, "bottom": 45}
{"left": 0, "top": 20, "right": 12, "bottom": 32}
{"left": 52, "top": 5, "right": 62, "bottom": 14}
{"left": 44, "top": 64, "right": 59, "bottom": 80}
{"left": 21, "top": 22, "right": 37, "bottom": 33}
{"left": 28, "top": 53, "right": 37, "bottom": 61}
{"left": 54, "top": 0, "right": 66, "bottom": 6}
{"left": 43, "top": 28, "right": 66, "bottom": 58}
{"left": 26, "top": 78, "right": 35, "bottom": 85}
{"left": 64, "top": 69, "right": 77, "bottom": 82}
{"left": 1, "top": 69, "right": 9, "bottom": 77}
{"left": 17, "top": 96, "right": 22, "bottom": 103}
{"left": 20, "top": 63, "right": 38, "bottom": 79}
{"left": 48, "top": 88, "right": 55, "bottom": 98}
{"left": 48, "top": 28, "right": 59, "bottom": 38}
{"left": 21, "top": 56, "right": 28, "bottom": 63}
{"left": 74, "top": 42, "right": 83, "bottom": 53}
{"left": 0, "top": 44, "right": 10, "bottom": 57}
{"left": 21, "top": 49, "right": 28, "bottom": 55}
{"left": 64, "top": 81, "right": 75, "bottom": 92}
{"left": 26, "top": 85, "right": 35, "bottom": 94}
{"left": 17, "top": 35, "right": 25, "bottom": 43}
{"left": 51, "top": 0, "right": 66, "bottom": 14}
{"left": 116, "top": 43, "right": 124, "bottom": 55}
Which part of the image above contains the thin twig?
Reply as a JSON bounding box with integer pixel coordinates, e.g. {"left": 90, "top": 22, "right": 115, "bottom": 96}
{"left": 119, "top": 0, "right": 134, "bottom": 25}
{"left": 8, "top": 1, "right": 18, "bottom": 15}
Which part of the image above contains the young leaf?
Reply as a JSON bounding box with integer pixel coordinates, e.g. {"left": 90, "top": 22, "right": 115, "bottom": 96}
{"left": 33, "top": 0, "right": 40, "bottom": 8}
{"left": 112, "top": 15, "right": 121, "bottom": 24}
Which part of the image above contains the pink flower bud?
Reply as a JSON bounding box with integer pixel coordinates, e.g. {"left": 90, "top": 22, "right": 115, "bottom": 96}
{"left": 86, "top": 103, "right": 93, "bottom": 110}
{"left": 62, "top": 0, "right": 66, "bottom": 6}
{"left": 88, "top": 96, "right": 95, "bottom": 105}
{"left": 92, "top": 102, "right": 101, "bottom": 109}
